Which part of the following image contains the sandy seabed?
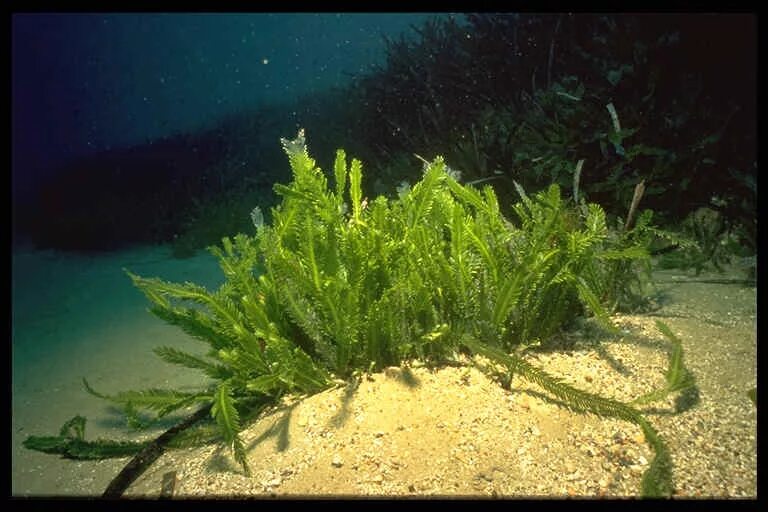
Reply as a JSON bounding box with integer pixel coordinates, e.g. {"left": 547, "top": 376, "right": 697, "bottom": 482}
{"left": 11, "top": 244, "right": 221, "bottom": 496}
{"left": 11, "top": 245, "right": 757, "bottom": 499}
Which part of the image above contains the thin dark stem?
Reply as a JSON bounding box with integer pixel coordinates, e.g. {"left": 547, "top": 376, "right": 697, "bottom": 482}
{"left": 624, "top": 180, "right": 646, "bottom": 231}
{"left": 547, "top": 15, "right": 563, "bottom": 90}
{"left": 102, "top": 403, "right": 212, "bottom": 499}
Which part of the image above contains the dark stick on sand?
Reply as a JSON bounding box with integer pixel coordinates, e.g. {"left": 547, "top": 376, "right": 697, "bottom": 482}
{"left": 102, "top": 403, "right": 212, "bottom": 499}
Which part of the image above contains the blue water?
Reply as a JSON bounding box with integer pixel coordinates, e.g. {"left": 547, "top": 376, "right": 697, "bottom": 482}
{"left": 11, "top": 244, "right": 225, "bottom": 495}
{"left": 12, "top": 13, "right": 449, "bottom": 202}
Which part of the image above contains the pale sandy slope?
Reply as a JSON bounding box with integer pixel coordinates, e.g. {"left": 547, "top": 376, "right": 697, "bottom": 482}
{"left": 11, "top": 245, "right": 756, "bottom": 498}
{"left": 11, "top": 245, "right": 220, "bottom": 496}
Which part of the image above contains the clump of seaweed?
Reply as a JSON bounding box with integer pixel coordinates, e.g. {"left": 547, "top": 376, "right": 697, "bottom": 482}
{"left": 25, "top": 130, "right": 695, "bottom": 497}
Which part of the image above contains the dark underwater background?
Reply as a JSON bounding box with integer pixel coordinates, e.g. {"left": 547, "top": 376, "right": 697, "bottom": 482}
{"left": 10, "top": 12, "right": 756, "bottom": 496}
{"left": 12, "top": 13, "right": 756, "bottom": 258}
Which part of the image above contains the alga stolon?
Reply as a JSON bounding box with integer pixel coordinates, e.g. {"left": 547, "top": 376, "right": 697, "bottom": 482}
{"left": 24, "top": 130, "right": 695, "bottom": 497}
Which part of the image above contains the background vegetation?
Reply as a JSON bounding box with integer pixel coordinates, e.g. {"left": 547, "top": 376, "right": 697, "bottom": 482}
{"left": 16, "top": 14, "right": 756, "bottom": 276}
